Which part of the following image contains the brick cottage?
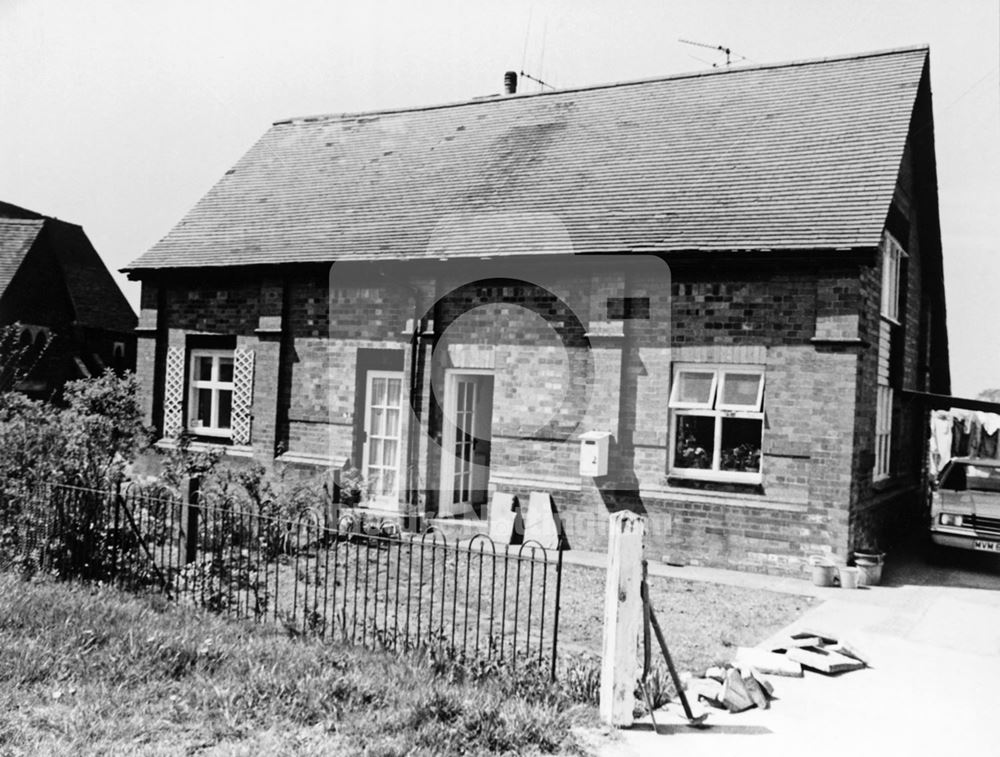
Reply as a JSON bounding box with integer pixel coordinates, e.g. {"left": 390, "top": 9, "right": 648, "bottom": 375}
{"left": 1, "top": 201, "right": 137, "bottom": 393}
{"left": 125, "top": 46, "right": 950, "bottom": 575}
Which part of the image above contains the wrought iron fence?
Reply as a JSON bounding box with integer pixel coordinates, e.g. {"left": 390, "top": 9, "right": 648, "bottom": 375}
{"left": 0, "top": 482, "right": 564, "bottom": 677}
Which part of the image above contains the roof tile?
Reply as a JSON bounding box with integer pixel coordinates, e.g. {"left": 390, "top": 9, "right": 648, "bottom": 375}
{"left": 127, "top": 47, "right": 929, "bottom": 271}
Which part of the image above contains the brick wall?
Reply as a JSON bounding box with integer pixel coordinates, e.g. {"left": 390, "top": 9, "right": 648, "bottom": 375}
{"left": 849, "top": 139, "right": 930, "bottom": 553}
{"left": 138, "top": 229, "right": 934, "bottom": 576}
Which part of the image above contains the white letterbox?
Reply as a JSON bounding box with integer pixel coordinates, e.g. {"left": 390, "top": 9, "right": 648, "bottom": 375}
{"left": 579, "top": 431, "right": 611, "bottom": 477}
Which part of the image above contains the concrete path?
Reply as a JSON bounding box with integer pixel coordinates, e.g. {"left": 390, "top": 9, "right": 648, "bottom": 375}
{"left": 600, "top": 549, "right": 1000, "bottom": 756}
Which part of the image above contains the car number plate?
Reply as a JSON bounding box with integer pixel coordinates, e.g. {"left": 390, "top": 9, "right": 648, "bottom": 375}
{"left": 974, "top": 540, "right": 1000, "bottom": 553}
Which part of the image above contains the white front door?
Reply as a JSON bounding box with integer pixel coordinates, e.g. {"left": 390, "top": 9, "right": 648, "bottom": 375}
{"left": 362, "top": 371, "right": 404, "bottom": 504}
{"left": 440, "top": 371, "right": 493, "bottom": 516}
{"left": 452, "top": 377, "right": 478, "bottom": 505}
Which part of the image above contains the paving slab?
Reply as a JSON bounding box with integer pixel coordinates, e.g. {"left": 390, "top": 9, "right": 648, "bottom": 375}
{"left": 602, "top": 550, "right": 1000, "bottom": 756}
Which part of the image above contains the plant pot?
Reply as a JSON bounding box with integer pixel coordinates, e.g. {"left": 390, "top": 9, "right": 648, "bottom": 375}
{"left": 853, "top": 550, "right": 885, "bottom": 586}
{"left": 838, "top": 566, "right": 861, "bottom": 590}
{"left": 811, "top": 563, "right": 837, "bottom": 587}
{"left": 809, "top": 556, "right": 837, "bottom": 587}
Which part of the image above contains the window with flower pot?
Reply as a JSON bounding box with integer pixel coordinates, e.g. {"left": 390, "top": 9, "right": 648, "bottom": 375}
{"left": 668, "top": 364, "right": 765, "bottom": 483}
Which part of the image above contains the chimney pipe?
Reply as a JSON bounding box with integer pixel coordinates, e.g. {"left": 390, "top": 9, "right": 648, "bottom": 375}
{"left": 503, "top": 71, "right": 517, "bottom": 95}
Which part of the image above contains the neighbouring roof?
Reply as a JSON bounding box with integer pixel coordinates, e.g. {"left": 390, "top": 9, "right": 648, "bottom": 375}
{"left": 127, "top": 46, "right": 932, "bottom": 272}
{"left": 0, "top": 204, "right": 136, "bottom": 332}
{"left": 0, "top": 217, "right": 45, "bottom": 293}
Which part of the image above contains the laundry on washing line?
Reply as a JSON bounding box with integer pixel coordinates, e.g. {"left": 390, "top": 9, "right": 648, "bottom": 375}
{"left": 929, "top": 408, "right": 1000, "bottom": 476}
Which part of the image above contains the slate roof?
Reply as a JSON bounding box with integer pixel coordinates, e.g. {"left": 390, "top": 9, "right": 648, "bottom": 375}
{"left": 0, "top": 204, "right": 136, "bottom": 332}
{"left": 0, "top": 218, "right": 45, "bottom": 295}
{"left": 127, "top": 46, "right": 931, "bottom": 272}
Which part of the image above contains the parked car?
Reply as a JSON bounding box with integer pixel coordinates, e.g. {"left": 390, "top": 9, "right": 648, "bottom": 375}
{"left": 930, "top": 457, "right": 1000, "bottom": 554}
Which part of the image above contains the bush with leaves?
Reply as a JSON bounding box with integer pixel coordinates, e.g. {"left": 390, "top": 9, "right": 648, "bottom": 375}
{"left": 0, "top": 323, "right": 51, "bottom": 393}
{"left": 57, "top": 372, "right": 149, "bottom": 488}
{"left": 0, "top": 372, "right": 151, "bottom": 579}
{"left": 0, "top": 372, "right": 149, "bottom": 496}
{"left": 150, "top": 442, "right": 338, "bottom": 617}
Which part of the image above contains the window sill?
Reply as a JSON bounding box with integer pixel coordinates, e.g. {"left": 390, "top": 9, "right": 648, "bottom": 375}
{"left": 155, "top": 438, "right": 254, "bottom": 458}
{"left": 668, "top": 467, "right": 762, "bottom": 485}
{"left": 276, "top": 451, "right": 337, "bottom": 467}
{"left": 666, "top": 475, "right": 764, "bottom": 496}
{"left": 640, "top": 483, "right": 808, "bottom": 513}
{"left": 186, "top": 428, "right": 232, "bottom": 439}
{"left": 861, "top": 480, "right": 918, "bottom": 509}
{"left": 871, "top": 474, "right": 899, "bottom": 493}
{"left": 809, "top": 336, "right": 865, "bottom": 346}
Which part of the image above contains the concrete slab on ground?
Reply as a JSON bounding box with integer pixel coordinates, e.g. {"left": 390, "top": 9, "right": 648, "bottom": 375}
{"left": 602, "top": 549, "right": 1000, "bottom": 756}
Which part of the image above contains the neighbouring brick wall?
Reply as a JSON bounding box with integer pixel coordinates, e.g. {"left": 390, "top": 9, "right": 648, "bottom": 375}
{"left": 850, "top": 139, "right": 930, "bottom": 553}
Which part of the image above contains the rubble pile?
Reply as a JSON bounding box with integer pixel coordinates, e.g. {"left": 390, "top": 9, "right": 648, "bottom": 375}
{"left": 680, "top": 628, "right": 870, "bottom": 715}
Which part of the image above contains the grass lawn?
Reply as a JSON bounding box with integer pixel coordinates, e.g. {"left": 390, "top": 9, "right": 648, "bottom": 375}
{"left": 0, "top": 572, "right": 592, "bottom": 756}
{"left": 0, "top": 558, "right": 811, "bottom": 756}
{"left": 558, "top": 562, "right": 814, "bottom": 673}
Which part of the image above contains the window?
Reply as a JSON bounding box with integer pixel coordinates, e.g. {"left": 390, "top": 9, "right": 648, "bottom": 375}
{"left": 874, "top": 385, "right": 892, "bottom": 481}
{"left": 163, "top": 345, "right": 253, "bottom": 444}
{"left": 188, "top": 349, "right": 234, "bottom": 438}
{"left": 875, "top": 230, "right": 904, "bottom": 480}
{"left": 881, "top": 231, "right": 907, "bottom": 323}
{"left": 669, "top": 365, "right": 765, "bottom": 483}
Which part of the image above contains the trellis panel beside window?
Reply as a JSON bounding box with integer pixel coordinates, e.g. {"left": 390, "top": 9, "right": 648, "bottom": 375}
{"left": 163, "top": 346, "right": 186, "bottom": 439}
{"left": 231, "top": 348, "right": 255, "bottom": 445}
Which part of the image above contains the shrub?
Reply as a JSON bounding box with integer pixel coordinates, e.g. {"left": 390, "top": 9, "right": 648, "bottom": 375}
{"left": 0, "top": 372, "right": 149, "bottom": 495}
{"left": 0, "top": 323, "right": 51, "bottom": 393}
{"left": 0, "top": 373, "right": 151, "bottom": 579}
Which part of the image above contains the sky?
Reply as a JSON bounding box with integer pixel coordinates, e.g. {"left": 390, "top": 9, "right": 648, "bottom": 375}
{"left": 1, "top": 0, "right": 998, "bottom": 396}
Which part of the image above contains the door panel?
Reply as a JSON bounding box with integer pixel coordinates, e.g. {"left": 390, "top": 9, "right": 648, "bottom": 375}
{"left": 441, "top": 373, "right": 494, "bottom": 514}
{"left": 363, "top": 372, "right": 404, "bottom": 502}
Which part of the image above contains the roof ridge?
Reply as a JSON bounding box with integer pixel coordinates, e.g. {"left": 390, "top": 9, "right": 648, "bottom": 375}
{"left": 274, "top": 44, "right": 929, "bottom": 126}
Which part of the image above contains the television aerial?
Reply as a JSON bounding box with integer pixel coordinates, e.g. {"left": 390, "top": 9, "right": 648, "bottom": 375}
{"left": 678, "top": 38, "right": 749, "bottom": 68}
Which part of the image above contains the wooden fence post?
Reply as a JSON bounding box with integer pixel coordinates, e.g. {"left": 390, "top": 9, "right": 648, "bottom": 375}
{"left": 600, "top": 511, "right": 645, "bottom": 727}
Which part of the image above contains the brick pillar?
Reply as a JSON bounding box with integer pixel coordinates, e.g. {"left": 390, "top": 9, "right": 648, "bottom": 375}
{"left": 134, "top": 281, "right": 160, "bottom": 428}
{"left": 249, "top": 278, "right": 284, "bottom": 461}
{"left": 579, "top": 269, "right": 628, "bottom": 523}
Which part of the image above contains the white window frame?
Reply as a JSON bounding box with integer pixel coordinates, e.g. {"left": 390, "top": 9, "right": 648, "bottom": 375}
{"left": 668, "top": 364, "right": 765, "bottom": 484}
{"left": 667, "top": 369, "right": 719, "bottom": 410}
{"left": 874, "top": 385, "right": 893, "bottom": 481}
{"left": 881, "top": 231, "right": 907, "bottom": 324}
{"left": 187, "top": 349, "right": 235, "bottom": 438}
